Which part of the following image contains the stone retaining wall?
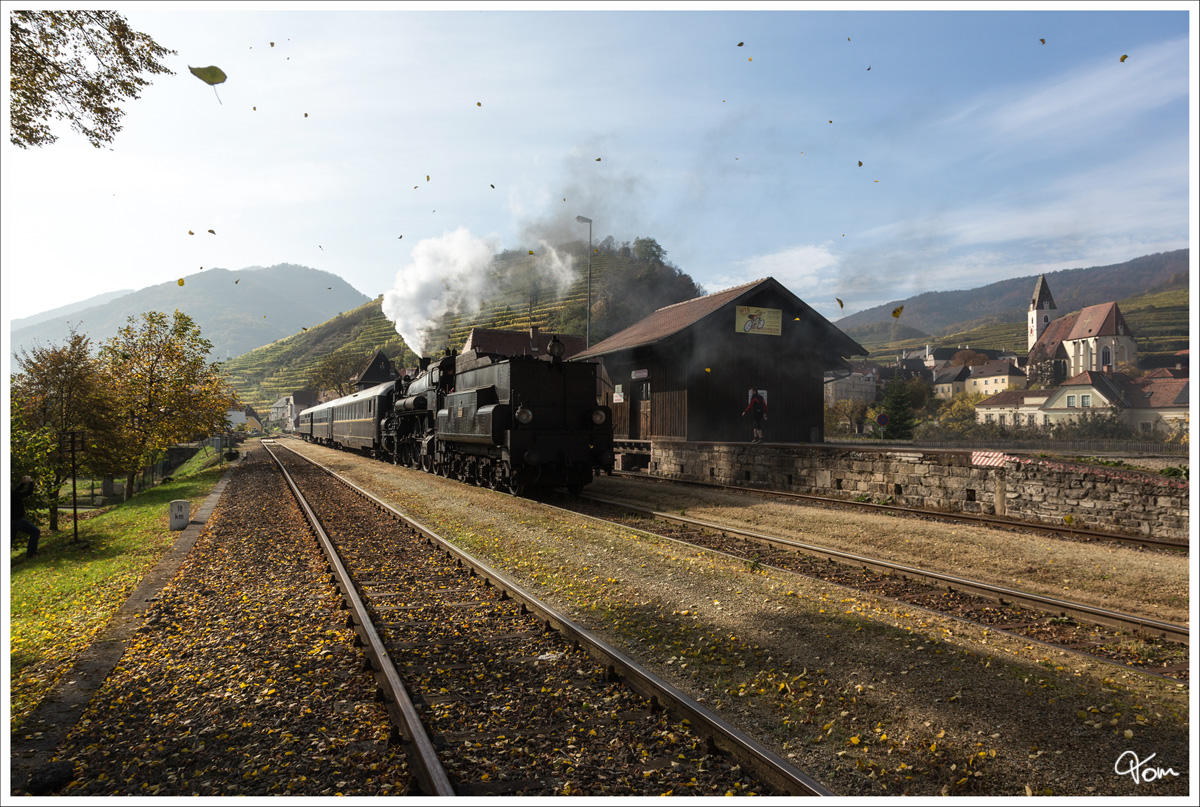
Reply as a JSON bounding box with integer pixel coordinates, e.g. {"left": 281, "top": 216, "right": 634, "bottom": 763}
{"left": 646, "top": 442, "right": 1189, "bottom": 543}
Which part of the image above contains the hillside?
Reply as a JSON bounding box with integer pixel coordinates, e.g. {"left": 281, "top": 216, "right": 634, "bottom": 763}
{"left": 838, "top": 249, "right": 1188, "bottom": 337}
{"left": 10, "top": 264, "right": 369, "bottom": 362}
{"left": 850, "top": 283, "right": 1189, "bottom": 365}
{"left": 227, "top": 244, "right": 704, "bottom": 414}
{"left": 11, "top": 288, "right": 135, "bottom": 330}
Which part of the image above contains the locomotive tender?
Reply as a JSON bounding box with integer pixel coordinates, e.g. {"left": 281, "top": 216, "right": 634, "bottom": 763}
{"left": 297, "top": 337, "right": 614, "bottom": 494}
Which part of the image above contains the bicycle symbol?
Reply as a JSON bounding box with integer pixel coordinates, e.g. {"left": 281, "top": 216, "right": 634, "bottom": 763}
{"left": 743, "top": 314, "right": 765, "bottom": 332}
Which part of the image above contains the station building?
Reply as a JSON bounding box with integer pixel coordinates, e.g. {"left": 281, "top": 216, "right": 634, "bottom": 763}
{"left": 571, "top": 277, "right": 866, "bottom": 446}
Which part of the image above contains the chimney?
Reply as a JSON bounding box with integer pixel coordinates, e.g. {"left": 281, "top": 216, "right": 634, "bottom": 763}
{"left": 529, "top": 325, "right": 540, "bottom": 354}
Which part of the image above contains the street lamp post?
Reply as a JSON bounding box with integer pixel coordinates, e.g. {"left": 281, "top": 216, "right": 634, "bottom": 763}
{"left": 575, "top": 215, "right": 593, "bottom": 346}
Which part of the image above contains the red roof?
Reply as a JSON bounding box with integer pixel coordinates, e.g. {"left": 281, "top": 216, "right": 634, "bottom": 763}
{"left": 977, "top": 389, "right": 1050, "bottom": 407}
{"left": 1066, "top": 302, "right": 1132, "bottom": 341}
{"left": 1027, "top": 313, "right": 1077, "bottom": 366}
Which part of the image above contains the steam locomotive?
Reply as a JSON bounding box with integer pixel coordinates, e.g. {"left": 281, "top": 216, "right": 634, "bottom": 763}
{"left": 296, "top": 337, "right": 614, "bottom": 495}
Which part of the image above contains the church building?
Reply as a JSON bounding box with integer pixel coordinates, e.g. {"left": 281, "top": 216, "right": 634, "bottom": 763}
{"left": 1025, "top": 276, "right": 1138, "bottom": 386}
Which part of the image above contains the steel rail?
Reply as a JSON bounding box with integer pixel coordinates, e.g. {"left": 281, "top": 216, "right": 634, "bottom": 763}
{"left": 580, "top": 493, "right": 1189, "bottom": 646}
{"left": 262, "top": 441, "right": 455, "bottom": 797}
{"left": 274, "top": 441, "right": 834, "bottom": 797}
{"left": 610, "top": 471, "right": 1188, "bottom": 552}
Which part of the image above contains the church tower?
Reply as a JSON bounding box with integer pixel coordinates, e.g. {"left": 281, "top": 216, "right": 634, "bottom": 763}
{"left": 1028, "top": 275, "right": 1057, "bottom": 351}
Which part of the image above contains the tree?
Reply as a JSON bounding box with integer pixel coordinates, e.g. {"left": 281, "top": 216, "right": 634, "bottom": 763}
{"left": 632, "top": 237, "right": 667, "bottom": 264}
{"left": 951, "top": 350, "right": 991, "bottom": 367}
{"left": 11, "top": 326, "right": 111, "bottom": 531}
{"left": 306, "top": 350, "right": 367, "bottom": 399}
{"left": 9, "top": 387, "right": 57, "bottom": 527}
{"left": 98, "top": 311, "right": 238, "bottom": 499}
{"left": 879, "top": 379, "right": 916, "bottom": 440}
{"left": 9, "top": 10, "right": 175, "bottom": 148}
{"left": 828, "top": 398, "right": 869, "bottom": 435}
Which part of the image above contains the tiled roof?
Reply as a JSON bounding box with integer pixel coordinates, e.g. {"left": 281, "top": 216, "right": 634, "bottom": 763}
{"left": 462, "top": 328, "right": 586, "bottom": 359}
{"left": 1126, "top": 378, "right": 1188, "bottom": 409}
{"left": 971, "top": 360, "right": 1025, "bottom": 378}
{"left": 934, "top": 365, "right": 971, "bottom": 384}
{"left": 1144, "top": 367, "right": 1188, "bottom": 379}
{"left": 573, "top": 277, "right": 866, "bottom": 360}
{"left": 977, "top": 389, "right": 1048, "bottom": 407}
{"left": 1027, "top": 313, "right": 1078, "bottom": 365}
{"left": 1066, "top": 302, "right": 1132, "bottom": 341}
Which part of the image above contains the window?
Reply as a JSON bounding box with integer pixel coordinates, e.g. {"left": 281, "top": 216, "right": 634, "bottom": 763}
{"left": 1140, "top": 422, "right": 1151, "bottom": 433}
{"left": 1043, "top": 414, "right": 1050, "bottom": 427}
{"left": 1081, "top": 394, "right": 1091, "bottom": 408}
{"left": 1066, "top": 395, "right": 1076, "bottom": 408}
{"left": 999, "top": 414, "right": 1006, "bottom": 426}
{"left": 1027, "top": 414, "right": 1037, "bottom": 427}
{"left": 985, "top": 414, "right": 994, "bottom": 423}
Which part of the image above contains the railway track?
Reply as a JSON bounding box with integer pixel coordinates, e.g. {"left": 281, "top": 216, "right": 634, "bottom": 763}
{"left": 262, "top": 441, "right": 832, "bottom": 797}
{"left": 550, "top": 492, "right": 1188, "bottom": 678}
{"left": 610, "top": 472, "right": 1189, "bottom": 552}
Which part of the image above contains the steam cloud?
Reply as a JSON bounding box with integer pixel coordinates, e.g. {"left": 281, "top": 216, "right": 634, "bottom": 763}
{"left": 382, "top": 226, "right": 577, "bottom": 358}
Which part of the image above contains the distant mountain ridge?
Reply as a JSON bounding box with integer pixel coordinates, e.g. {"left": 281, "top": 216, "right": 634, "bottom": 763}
{"left": 838, "top": 249, "right": 1189, "bottom": 338}
{"left": 12, "top": 289, "right": 135, "bottom": 331}
{"left": 10, "top": 264, "right": 369, "bottom": 362}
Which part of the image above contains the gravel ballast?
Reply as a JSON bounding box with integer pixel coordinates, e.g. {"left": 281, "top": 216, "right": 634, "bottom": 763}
{"left": 284, "top": 441, "right": 1190, "bottom": 798}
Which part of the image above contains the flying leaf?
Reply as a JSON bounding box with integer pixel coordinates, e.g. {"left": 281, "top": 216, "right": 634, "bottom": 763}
{"left": 490, "top": 184, "right": 495, "bottom": 188}
{"left": 528, "top": 250, "right": 535, "bottom": 255}
{"left": 867, "top": 65, "right": 871, "bottom": 71}
{"left": 178, "top": 278, "right": 185, "bottom": 286}
{"left": 208, "top": 229, "right": 216, "bottom": 234}
{"left": 426, "top": 175, "right": 430, "bottom": 181}
{"left": 748, "top": 57, "right": 752, "bottom": 62}
{"left": 836, "top": 298, "right": 844, "bottom": 309}
{"left": 738, "top": 42, "right": 744, "bottom": 47}
{"left": 705, "top": 368, "right": 711, "bottom": 372}
{"left": 235, "top": 279, "right": 240, "bottom": 284}
{"left": 595, "top": 157, "right": 601, "bottom": 161}
{"left": 304, "top": 112, "right": 308, "bottom": 118}
{"left": 1120, "top": 54, "right": 1128, "bottom": 62}
{"left": 302, "top": 327, "right": 308, "bottom": 331}
{"left": 270, "top": 42, "right": 275, "bottom": 47}
{"left": 188, "top": 230, "right": 194, "bottom": 235}
{"left": 477, "top": 101, "right": 482, "bottom": 106}
{"left": 1063, "top": 514, "right": 1074, "bottom": 525}
{"left": 189, "top": 65, "right": 227, "bottom": 85}
{"left": 858, "top": 161, "right": 863, "bottom": 167}
{"left": 253, "top": 106, "right": 257, "bottom": 111}
{"left": 892, "top": 305, "right": 903, "bottom": 319}
{"left": 398, "top": 235, "right": 403, "bottom": 239}
{"left": 1040, "top": 38, "right": 1046, "bottom": 44}
{"left": 829, "top": 120, "right": 833, "bottom": 123}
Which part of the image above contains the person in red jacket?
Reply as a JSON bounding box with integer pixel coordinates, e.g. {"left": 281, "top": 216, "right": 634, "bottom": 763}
{"left": 741, "top": 388, "right": 768, "bottom": 443}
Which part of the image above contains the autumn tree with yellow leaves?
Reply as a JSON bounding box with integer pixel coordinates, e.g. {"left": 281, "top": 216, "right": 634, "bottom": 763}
{"left": 97, "top": 311, "right": 239, "bottom": 500}
{"left": 9, "top": 10, "right": 175, "bottom": 148}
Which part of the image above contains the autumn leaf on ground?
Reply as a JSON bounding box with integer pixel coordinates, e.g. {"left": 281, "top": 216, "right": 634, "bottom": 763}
{"left": 892, "top": 305, "right": 904, "bottom": 319}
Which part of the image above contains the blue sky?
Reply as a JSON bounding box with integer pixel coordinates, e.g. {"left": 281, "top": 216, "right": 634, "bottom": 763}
{"left": 2, "top": 3, "right": 1194, "bottom": 335}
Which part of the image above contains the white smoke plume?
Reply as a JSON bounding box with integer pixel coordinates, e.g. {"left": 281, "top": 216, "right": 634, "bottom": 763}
{"left": 382, "top": 226, "right": 577, "bottom": 358}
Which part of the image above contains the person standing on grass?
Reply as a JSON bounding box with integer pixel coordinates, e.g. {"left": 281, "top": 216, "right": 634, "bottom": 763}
{"left": 12, "top": 475, "right": 40, "bottom": 557}
{"left": 741, "top": 388, "right": 768, "bottom": 443}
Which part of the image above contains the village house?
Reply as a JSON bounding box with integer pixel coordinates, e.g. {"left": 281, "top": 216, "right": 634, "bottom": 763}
{"left": 975, "top": 371, "right": 1188, "bottom": 435}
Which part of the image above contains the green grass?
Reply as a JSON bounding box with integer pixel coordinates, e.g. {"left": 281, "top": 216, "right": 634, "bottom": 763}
{"left": 8, "top": 464, "right": 227, "bottom": 733}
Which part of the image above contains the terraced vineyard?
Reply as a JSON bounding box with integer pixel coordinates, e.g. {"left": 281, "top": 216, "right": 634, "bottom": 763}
{"left": 225, "top": 249, "right": 702, "bottom": 414}
{"left": 850, "top": 284, "right": 1188, "bottom": 366}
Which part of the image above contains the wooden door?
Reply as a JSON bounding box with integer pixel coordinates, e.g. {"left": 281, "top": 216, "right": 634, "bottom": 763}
{"left": 637, "top": 381, "right": 651, "bottom": 439}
